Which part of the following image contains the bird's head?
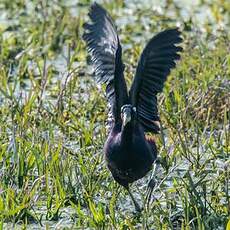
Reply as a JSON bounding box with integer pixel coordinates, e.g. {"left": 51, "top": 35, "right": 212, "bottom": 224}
{"left": 121, "top": 104, "right": 136, "bottom": 127}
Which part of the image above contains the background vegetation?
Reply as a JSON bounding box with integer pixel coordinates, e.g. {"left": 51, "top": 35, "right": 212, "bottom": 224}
{"left": 0, "top": 0, "right": 229, "bottom": 229}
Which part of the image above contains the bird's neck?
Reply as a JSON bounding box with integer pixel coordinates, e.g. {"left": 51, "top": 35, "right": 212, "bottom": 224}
{"left": 121, "top": 119, "right": 136, "bottom": 144}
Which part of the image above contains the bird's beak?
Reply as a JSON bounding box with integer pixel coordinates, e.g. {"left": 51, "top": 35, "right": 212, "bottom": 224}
{"left": 122, "top": 111, "right": 131, "bottom": 127}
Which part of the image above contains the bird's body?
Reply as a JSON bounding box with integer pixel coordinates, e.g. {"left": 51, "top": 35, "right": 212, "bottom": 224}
{"left": 105, "top": 121, "right": 157, "bottom": 187}
{"left": 83, "top": 2, "right": 183, "bottom": 211}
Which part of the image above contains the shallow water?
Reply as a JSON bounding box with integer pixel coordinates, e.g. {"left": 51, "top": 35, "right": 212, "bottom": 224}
{"left": 0, "top": 0, "right": 229, "bottom": 228}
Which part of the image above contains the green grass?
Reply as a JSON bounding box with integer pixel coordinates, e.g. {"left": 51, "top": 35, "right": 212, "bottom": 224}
{"left": 0, "top": 0, "right": 229, "bottom": 229}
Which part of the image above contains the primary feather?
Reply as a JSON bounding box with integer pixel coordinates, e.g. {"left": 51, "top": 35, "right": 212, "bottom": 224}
{"left": 83, "top": 3, "right": 128, "bottom": 124}
{"left": 129, "top": 28, "right": 183, "bottom": 133}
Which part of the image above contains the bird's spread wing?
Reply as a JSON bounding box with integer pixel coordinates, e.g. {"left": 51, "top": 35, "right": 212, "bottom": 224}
{"left": 83, "top": 3, "right": 128, "bottom": 125}
{"left": 129, "top": 28, "right": 183, "bottom": 133}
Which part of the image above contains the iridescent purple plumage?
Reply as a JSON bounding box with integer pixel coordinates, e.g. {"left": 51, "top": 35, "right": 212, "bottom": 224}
{"left": 83, "top": 2, "right": 183, "bottom": 211}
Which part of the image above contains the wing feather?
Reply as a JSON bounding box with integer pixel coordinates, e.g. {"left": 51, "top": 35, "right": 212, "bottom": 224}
{"left": 83, "top": 3, "right": 128, "bottom": 125}
{"left": 130, "top": 28, "right": 183, "bottom": 133}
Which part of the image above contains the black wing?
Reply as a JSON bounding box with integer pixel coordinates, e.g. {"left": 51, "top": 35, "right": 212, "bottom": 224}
{"left": 83, "top": 3, "right": 128, "bottom": 124}
{"left": 129, "top": 28, "right": 183, "bottom": 133}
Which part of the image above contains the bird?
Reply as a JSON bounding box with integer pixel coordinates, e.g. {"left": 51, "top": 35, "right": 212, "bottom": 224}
{"left": 83, "top": 2, "right": 183, "bottom": 212}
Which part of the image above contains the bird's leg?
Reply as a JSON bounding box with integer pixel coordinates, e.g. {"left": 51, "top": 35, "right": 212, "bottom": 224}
{"left": 125, "top": 185, "right": 142, "bottom": 212}
{"left": 146, "top": 178, "right": 156, "bottom": 209}
{"left": 146, "top": 162, "right": 159, "bottom": 209}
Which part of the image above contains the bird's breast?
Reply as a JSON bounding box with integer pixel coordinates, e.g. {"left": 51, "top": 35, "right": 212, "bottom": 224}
{"left": 105, "top": 134, "right": 155, "bottom": 176}
{"left": 104, "top": 123, "right": 157, "bottom": 185}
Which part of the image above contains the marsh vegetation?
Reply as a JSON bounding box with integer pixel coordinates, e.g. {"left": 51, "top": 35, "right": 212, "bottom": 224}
{"left": 0, "top": 0, "right": 229, "bottom": 229}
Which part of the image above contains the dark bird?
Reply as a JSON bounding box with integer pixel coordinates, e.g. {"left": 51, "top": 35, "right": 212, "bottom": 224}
{"left": 83, "top": 3, "right": 183, "bottom": 211}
